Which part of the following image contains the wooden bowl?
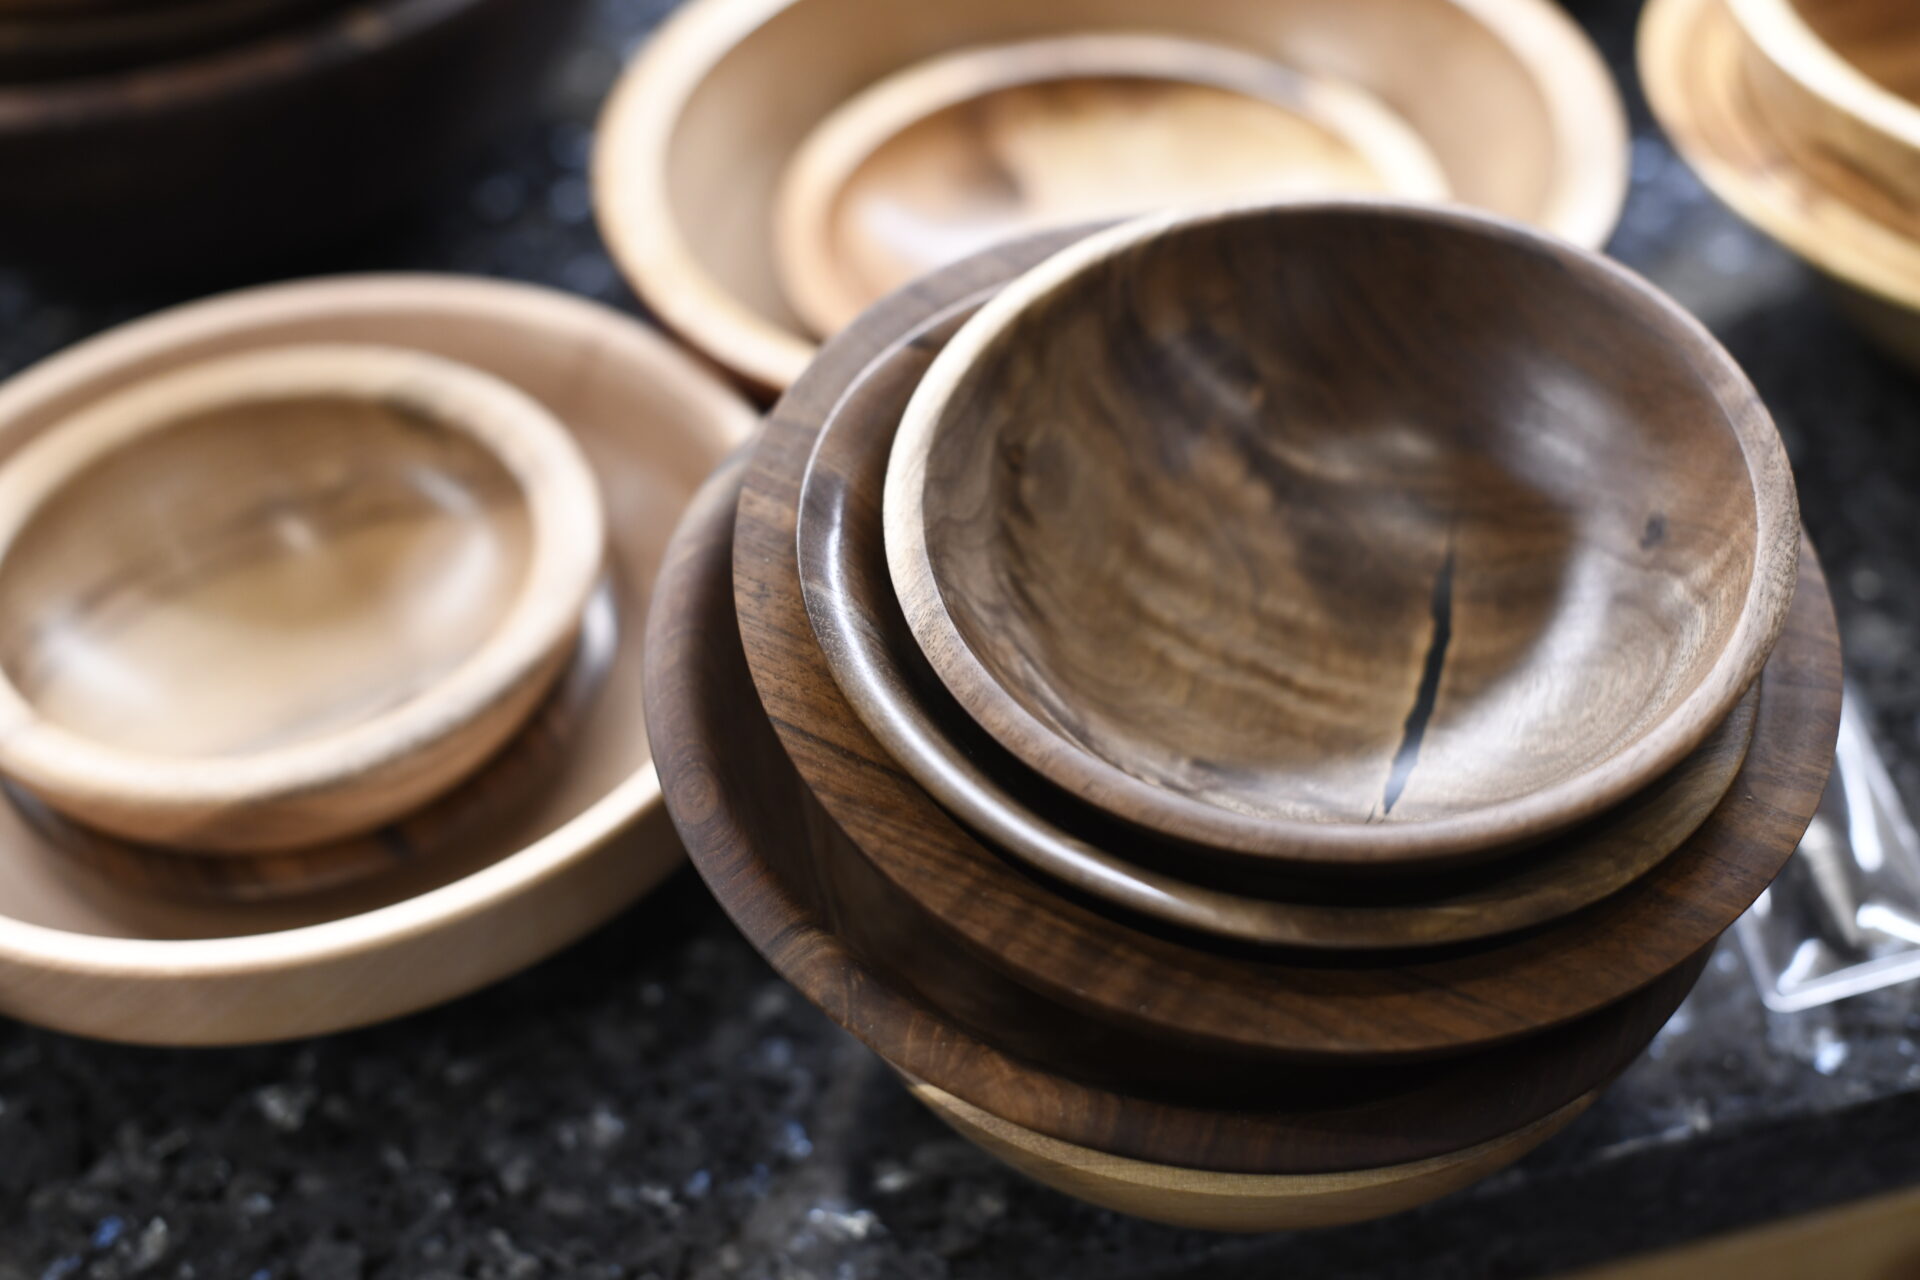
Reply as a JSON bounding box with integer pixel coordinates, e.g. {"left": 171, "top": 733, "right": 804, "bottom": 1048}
{"left": 911, "top": 1080, "right": 1594, "bottom": 1231}
{"left": 0, "top": 274, "right": 755, "bottom": 1046}
{"left": 1641, "top": 0, "right": 1920, "bottom": 372}
{"left": 0, "top": 0, "right": 586, "bottom": 282}
{"left": 771, "top": 33, "right": 1449, "bottom": 339}
{"left": 0, "top": 343, "right": 604, "bottom": 853}
{"left": 593, "top": 0, "right": 1626, "bottom": 395}
{"left": 743, "top": 228, "right": 1838, "bottom": 1068}
{"left": 799, "top": 287, "right": 1763, "bottom": 948}
{"left": 1728, "top": 0, "right": 1920, "bottom": 227}
{"left": 0, "top": 0, "right": 348, "bottom": 83}
{"left": 650, "top": 445, "right": 1717, "bottom": 1174}
{"left": 886, "top": 201, "right": 1800, "bottom": 872}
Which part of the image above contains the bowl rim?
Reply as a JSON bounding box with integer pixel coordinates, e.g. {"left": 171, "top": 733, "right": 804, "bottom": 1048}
{"left": 591, "top": 0, "right": 1628, "bottom": 395}
{"left": 1726, "top": 0, "right": 1920, "bottom": 152}
{"left": 885, "top": 197, "right": 1801, "bottom": 867}
{"left": 0, "top": 341, "right": 605, "bottom": 842}
{"left": 1640, "top": 0, "right": 1920, "bottom": 312}
{"left": 770, "top": 30, "right": 1452, "bottom": 339}
{"left": 0, "top": 273, "right": 754, "bottom": 1042}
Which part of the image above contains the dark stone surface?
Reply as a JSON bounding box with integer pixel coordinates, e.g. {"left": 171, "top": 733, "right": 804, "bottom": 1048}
{"left": 3, "top": 0, "right": 1920, "bottom": 1275}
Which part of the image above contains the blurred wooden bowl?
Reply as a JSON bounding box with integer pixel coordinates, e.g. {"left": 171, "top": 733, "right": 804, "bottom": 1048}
{"left": 648, "top": 444, "right": 1716, "bottom": 1174}
{"left": 0, "top": 0, "right": 587, "bottom": 283}
{"left": 887, "top": 201, "right": 1799, "bottom": 871}
{"left": 0, "top": 274, "right": 754, "bottom": 1046}
{"left": 0, "top": 343, "right": 604, "bottom": 852}
{"left": 594, "top": 0, "right": 1627, "bottom": 395}
{"left": 738, "top": 225, "right": 1838, "bottom": 1069}
{"left": 799, "top": 287, "right": 1764, "bottom": 947}
{"left": 1642, "top": 0, "right": 1920, "bottom": 372}
{"left": 771, "top": 33, "right": 1449, "bottom": 338}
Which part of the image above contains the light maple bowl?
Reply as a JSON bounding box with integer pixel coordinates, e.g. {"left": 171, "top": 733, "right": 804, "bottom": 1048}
{"left": 593, "top": 0, "right": 1627, "bottom": 395}
{"left": 886, "top": 201, "right": 1800, "bottom": 872}
{"left": 0, "top": 343, "right": 605, "bottom": 854}
{"left": 0, "top": 275, "right": 755, "bottom": 1046}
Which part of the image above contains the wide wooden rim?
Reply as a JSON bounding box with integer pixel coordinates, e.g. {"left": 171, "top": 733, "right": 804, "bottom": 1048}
{"left": 1641, "top": 0, "right": 1920, "bottom": 311}
{"left": 771, "top": 32, "right": 1451, "bottom": 339}
{"left": 1728, "top": 0, "right": 1920, "bottom": 151}
{"left": 591, "top": 0, "right": 1626, "bottom": 395}
{"left": 0, "top": 342, "right": 605, "bottom": 829}
{"left": 0, "top": 274, "right": 754, "bottom": 1044}
{"left": 886, "top": 200, "right": 1800, "bottom": 868}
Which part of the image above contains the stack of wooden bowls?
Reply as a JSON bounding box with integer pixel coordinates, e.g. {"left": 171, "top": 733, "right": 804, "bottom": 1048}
{"left": 592, "top": 0, "right": 1629, "bottom": 397}
{"left": 644, "top": 199, "right": 1840, "bottom": 1231}
{"left": 1642, "top": 0, "right": 1920, "bottom": 370}
{"left": 0, "top": 0, "right": 589, "bottom": 280}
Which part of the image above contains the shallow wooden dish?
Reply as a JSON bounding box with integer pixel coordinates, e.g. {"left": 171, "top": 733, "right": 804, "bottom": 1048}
{"left": 593, "top": 0, "right": 1626, "bottom": 395}
{"left": 651, "top": 447, "right": 1714, "bottom": 1172}
{"left": 912, "top": 1080, "right": 1595, "bottom": 1231}
{"left": 887, "top": 202, "right": 1799, "bottom": 872}
{"left": 0, "top": 344, "right": 604, "bottom": 853}
{"left": 739, "top": 231, "right": 1839, "bottom": 1066}
{"left": 1729, "top": 0, "right": 1920, "bottom": 228}
{"left": 1641, "top": 0, "right": 1920, "bottom": 372}
{"left": 771, "top": 33, "right": 1449, "bottom": 339}
{"left": 0, "top": 0, "right": 346, "bottom": 83}
{"left": 799, "top": 288, "right": 1762, "bottom": 947}
{"left": 0, "top": 0, "right": 585, "bottom": 282}
{"left": 0, "top": 274, "right": 755, "bottom": 1046}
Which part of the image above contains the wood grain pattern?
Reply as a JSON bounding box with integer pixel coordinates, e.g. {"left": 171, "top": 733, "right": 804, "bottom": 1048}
{"left": 0, "top": 275, "right": 753, "bottom": 1046}
{"left": 650, "top": 445, "right": 1714, "bottom": 1172}
{"left": 1641, "top": 0, "right": 1920, "bottom": 370}
{"left": 736, "top": 229, "right": 1840, "bottom": 1064}
{"left": 0, "top": 344, "right": 604, "bottom": 853}
{"left": 0, "top": 0, "right": 585, "bottom": 283}
{"left": 771, "top": 33, "right": 1449, "bottom": 338}
{"left": 593, "top": 0, "right": 1625, "bottom": 393}
{"left": 912, "top": 1080, "right": 1596, "bottom": 1231}
{"left": 887, "top": 202, "right": 1800, "bottom": 871}
{"left": 798, "top": 290, "right": 1763, "bottom": 948}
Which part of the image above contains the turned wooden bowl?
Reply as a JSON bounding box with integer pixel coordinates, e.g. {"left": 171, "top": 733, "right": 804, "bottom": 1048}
{"left": 800, "top": 285, "right": 1763, "bottom": 947}
{"left": 0, "top": 343, "right": 604, "bottom": 853}
{"left": 886, "top": 201, "right": 1800, "bottom": 871}
{"left": 593, "top": 0, "right": 1626, "bottom": 394}
{"left": 0, "top": 0, "right": 585, "bottom": 283}
{"left": 1641, "top": 0, "right": 1920, "bottom": 373}
{"left": 0, "top": 275, "right": 754, "bottom": 1045}
{"left": 771, "top": 33, "right": 1449, "bottom": 339}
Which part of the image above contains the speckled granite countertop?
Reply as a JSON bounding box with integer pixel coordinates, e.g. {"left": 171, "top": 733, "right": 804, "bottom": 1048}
{"left": 3, "top": 0, "right": 1920, "bottom": 1275}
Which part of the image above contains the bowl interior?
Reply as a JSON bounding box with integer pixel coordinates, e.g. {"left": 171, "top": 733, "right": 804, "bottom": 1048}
{"left": 0, "top": 392, "right": 532, "bottom": 759}
{"left": 1790, "top": 0, "right": 1920, "bottom": 103}
{"left": 0, "top": 280, "right": 738, "bottom": 941}
{"left": 913, "top": 207, "right": 1771, "bottom": 831}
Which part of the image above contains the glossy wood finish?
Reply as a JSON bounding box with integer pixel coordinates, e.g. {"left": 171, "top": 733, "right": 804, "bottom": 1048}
{"left": 0, "top": 0, "right": 586, "bottom": 282}
{"left": 771, "top": 34, "right": 1448, "bottom": 338}
{"left": 0, "top": 0, "right": 346, "bottom": 83}
{"left": 913, "top": 1081, "right": 1595, "bottom": 1231}
{"left": 0, "top": 275, "right": 755, "bottom": 1045}
{"left": 651, "top": 446, "right": 1715, "bottom": 1172}
{"left": 594, "top": 0, "right": 1625, "bottom": 394}
{"left": 738, "top": 232, "right": 1840, "bottom": 1064}
{"left": 1641, "top": 0, "right": 1920, "bottom": 371}
{"left": 798, "top": 291, "right": 1763, "bottom": 947}
{"left": 1730, "top": 0, "right": 1920, "bottom": 225}
{"left": 888, "top": 202, "right": 1799, "bottom": 871}
{"left": 0, "top": 344, "right": 604, "bottom": 852}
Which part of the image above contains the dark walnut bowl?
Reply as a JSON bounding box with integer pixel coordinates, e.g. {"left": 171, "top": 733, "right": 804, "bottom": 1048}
{"left": 886, "top": 200, "right": 1800, "bottom": 873}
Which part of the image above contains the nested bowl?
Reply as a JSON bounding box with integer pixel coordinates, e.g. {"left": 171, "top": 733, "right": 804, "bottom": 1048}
{"left": 0, "top": 274, "right": 755, "bottom": 1045}
{"left": 0, "top": 0, "right": 586, "bottom": 282}
{"left": 770, "top": 32, "right": 1449, "bottom": 339}
{"left": 0, "top": 343, "right": 604, "bottom": 853}
{"left": 593, "top": 0, "right": 1626, "bottom": 394}
{"left": 885, "top": 201, "right": 1800, "bottom": 872}
{"left": 800, "top": 280, "right": 1764, "bottom": 947}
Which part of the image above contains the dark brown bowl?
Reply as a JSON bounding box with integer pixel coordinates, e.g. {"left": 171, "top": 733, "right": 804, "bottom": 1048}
{"left": 0, "top": 0, "right": 586, "bottom": 282}
{"left": 886, "top": 200, "right": 1801, "bottom": 873}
